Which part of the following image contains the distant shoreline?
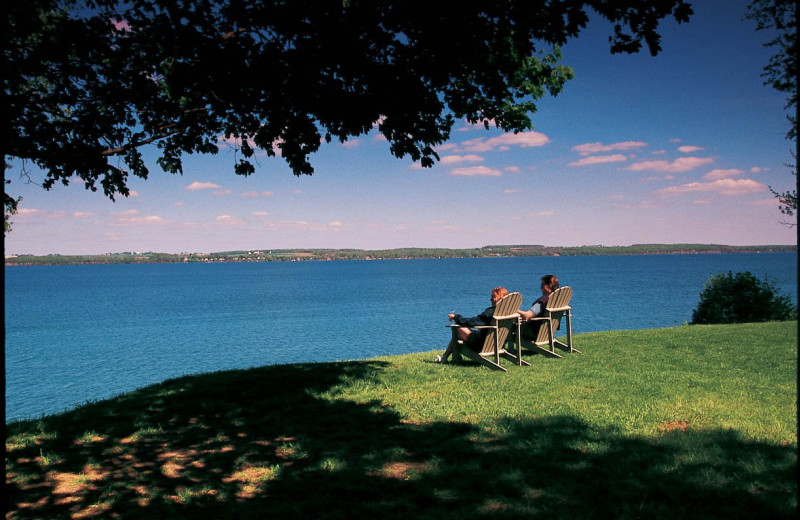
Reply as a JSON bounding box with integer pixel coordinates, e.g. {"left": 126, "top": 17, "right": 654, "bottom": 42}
{"left": 4, "top": 244, "right": 797, "bottom": 266}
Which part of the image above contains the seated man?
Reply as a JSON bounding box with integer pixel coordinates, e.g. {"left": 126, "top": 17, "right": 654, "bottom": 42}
{"left": 519, "top": 274, "right": 559, "bottom": 340}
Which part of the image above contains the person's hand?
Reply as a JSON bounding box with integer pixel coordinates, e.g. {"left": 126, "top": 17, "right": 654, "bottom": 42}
{"left": 448, "top": 313, "right": 455, "bottom": 322}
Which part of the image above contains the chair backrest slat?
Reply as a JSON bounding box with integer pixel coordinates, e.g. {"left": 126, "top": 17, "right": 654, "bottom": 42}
{"left": 535, "top": 287, "right": 573, "bottom": 345}
{"left": 478, "top": 292, "right": 521, "bottom": 354}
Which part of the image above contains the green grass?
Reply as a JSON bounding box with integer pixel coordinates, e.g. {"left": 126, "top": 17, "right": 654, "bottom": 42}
{"left": 6, "top": 322, "right": 797, "bottom": 519}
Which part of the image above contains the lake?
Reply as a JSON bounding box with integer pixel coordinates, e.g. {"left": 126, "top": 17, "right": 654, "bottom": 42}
{"left": 5, "top": 252, "right": 797, "bottom": 422}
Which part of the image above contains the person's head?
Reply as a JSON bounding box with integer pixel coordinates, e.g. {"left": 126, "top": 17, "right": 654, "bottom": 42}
{"left": 490, "top": 286, "right": 509, "bottom": 305}
{"left": 541, "top": 275, "right": 559, "bottom": 295}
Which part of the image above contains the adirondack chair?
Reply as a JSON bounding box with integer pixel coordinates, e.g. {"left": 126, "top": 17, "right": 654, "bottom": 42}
{"left": 450, "top": 291, "right": 525, "bottom": 372}
{"left": 517, "top": 286, "right": 577, "bottom": 359}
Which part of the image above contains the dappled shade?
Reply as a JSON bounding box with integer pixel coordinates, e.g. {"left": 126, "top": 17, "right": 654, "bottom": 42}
{"left": 6, "top": 359, "right": 796, "bottom": 519}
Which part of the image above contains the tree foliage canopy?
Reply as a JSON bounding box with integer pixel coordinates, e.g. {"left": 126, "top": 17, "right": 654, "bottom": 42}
{"left": 691, "top": 271, "right": 797, "bottom": 324}
{"left": 746, "top": 0, "right": 798, "bottom": 219}
{"left": 5, "top": 0, "right": 692, "bottom": 210}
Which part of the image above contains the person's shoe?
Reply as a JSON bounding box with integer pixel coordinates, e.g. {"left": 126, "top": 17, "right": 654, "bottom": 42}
{"left": 434, "top": 355, "right": 443, "bottom": 363}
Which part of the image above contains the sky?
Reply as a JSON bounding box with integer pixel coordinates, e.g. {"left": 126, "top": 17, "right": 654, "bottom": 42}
{"left": 4, "top": 0, "right": 797, "bottom": 256}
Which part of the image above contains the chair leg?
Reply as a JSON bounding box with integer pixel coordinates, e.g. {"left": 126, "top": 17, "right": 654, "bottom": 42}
{"left": 565, "top": 312, "right": 580, "bottom": 353}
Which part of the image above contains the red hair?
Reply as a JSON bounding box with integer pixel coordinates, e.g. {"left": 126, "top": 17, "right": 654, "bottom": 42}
{"left": 491, "top": 286, "right": 509, "bottom": 304}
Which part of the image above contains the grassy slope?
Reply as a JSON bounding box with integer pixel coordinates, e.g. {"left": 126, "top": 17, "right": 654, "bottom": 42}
{"left": 6, "top": 322, "right": 797, "bottom": 519}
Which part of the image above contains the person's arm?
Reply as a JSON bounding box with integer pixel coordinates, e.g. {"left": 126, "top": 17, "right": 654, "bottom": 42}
{"left": 519, "top": 308, "right": 534, "bottom": 320}
{"left": 453, "top": 307, "right": 494, "bottom": 327}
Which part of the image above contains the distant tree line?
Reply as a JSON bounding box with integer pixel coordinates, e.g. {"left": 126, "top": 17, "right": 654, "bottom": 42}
{"left": 5, "top": 244, "right": 796, "bottom": 266}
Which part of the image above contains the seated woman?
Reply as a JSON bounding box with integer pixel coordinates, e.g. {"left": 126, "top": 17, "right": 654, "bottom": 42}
{"left": 436, "top": 286, "right": 509, "bottom": 363}
{"left": 519, "top": 274, "right": 559, "bottom": 340}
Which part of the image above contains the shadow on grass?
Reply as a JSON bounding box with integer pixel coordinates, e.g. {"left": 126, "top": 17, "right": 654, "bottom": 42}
{"left": 6, "top": 360, "right": 797, "bottom": 519}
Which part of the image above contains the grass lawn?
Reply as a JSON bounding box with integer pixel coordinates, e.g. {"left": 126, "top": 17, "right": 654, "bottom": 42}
{"left": 6, "top": 322, "right": 797, "bottom": 519}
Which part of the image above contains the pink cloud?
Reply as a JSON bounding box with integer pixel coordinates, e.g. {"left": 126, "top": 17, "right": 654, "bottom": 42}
{"left": 572, "top": 141, "right": 647, "bottom": 156}
{"left": 703, "top": 168, "right": 745, "bottom": 180}
{"left": 341, "top": 139, "right": 360, "bottom": 149}
{"left": 241, "top": 191, "right": 274, "bottom": 197}
{"left": 440, "top": 154, "right": 484, "bottom": 164}
{"left": 658, "top": 178, "right": 766, "bottom": 196}
{"left": 569, "top": 154, "right": 628, "bottom": 167}
{"left": 450, "top": 166, "right": 502, "bottom": 177}
{"left": 186, "top": 181, "right": 222, "bottom": 191}
{"left": 73, "top": 212, "right": 92, "bottom": 218}
{"left": 627, "top": 156, "right": 714, "bottom": 173}
{"left": 17, "top": 208, "right": 45, "bottom": 217}
{"left": 677, "top": 145, "right": 704, "bottom": 153}
{"left": 615, "top": 201, "right": 661, "bottom": 209}
{"left": 111, "top": 19, "right": 131, "bottom": 31}
{"left": 459, "top": 131, "right": 550, "bottom": 152}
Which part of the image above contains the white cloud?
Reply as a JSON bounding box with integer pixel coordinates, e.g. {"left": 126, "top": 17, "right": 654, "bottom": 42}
{"left": 216, "top": 215, "right": 245, "bottom": 225}
{"left": 186, "top": 181, "right": 222, "bottom": 191}
{"left": 572, "top": 141, "right": 647, "bottom": 156}
{"left": 703, "top": 168, "right": 745, "bottom": 180}
{"left": 569, "top": 154, "right": 628, "bottom": 167}
{"left": 627, "top": 156, "right": 714, "bottom": 173}
{"left": 440, "top": 154, "right": 484, "bottom": 164}
{"left": 456, "top": 119, "right": 498, "bottom": 132}
{"left": 750, "top": 166, "right": 769, "bottom": 173}
{"left": 677, "top": 145, "right": 705, "bottom": 153}
{"left": 658, "top": 178, "right": 766, "bottom": 196}
{"left": 450, "top": 166, "right": 502, "bottom": 177}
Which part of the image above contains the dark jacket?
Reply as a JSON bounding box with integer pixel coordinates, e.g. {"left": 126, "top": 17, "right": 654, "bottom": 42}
{"left": 452, "top": 306, "right": 495, "bottom": 328}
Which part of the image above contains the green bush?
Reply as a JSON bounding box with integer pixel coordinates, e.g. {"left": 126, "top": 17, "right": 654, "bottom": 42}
{"left": 691, "top": 271, "right": 797, "bottom": 324}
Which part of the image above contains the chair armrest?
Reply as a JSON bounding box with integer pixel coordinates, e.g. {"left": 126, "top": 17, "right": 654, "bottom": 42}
{"left": 492, "top": 313, "right": 520, "bottom": 321}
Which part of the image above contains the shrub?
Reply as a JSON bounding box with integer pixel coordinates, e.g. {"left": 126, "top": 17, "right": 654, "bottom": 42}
{"left": 691, "top": 271, "right": 797, "bottom": 324}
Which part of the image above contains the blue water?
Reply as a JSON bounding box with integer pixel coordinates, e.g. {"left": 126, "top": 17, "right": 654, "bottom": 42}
{"left": 5, "top": 253, "right": 797, "bottom": 422}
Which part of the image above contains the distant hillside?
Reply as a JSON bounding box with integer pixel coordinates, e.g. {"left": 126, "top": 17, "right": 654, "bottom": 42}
{"left": 5, "top": 244, "right": 796, "bottom": 266}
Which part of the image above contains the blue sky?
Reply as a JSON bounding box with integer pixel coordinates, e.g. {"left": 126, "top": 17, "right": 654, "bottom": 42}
{"left": 5, "top": 0, "right": 797, "bottom": 256}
